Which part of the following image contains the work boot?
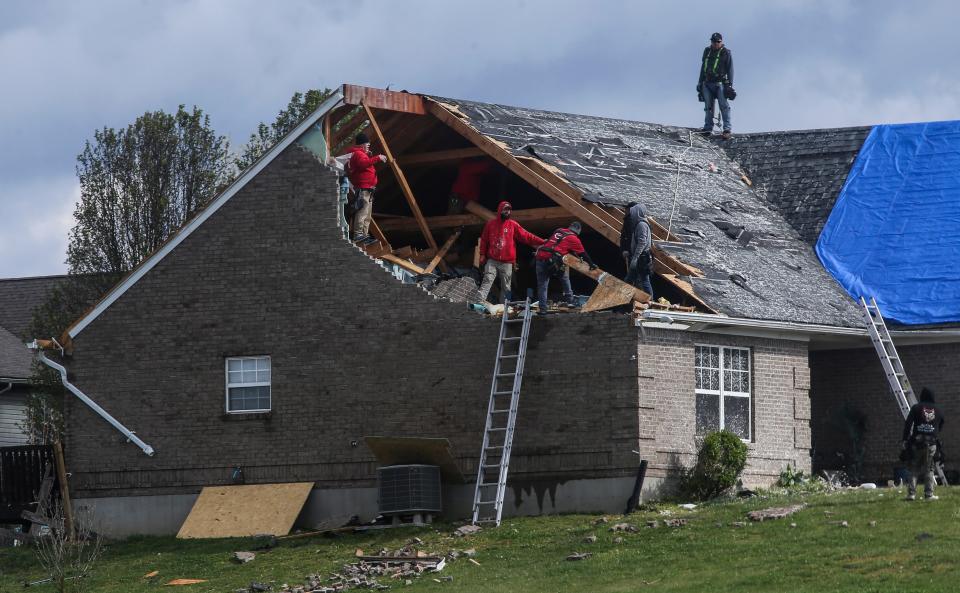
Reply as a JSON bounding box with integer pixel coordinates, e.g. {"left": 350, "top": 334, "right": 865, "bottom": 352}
{"left": 721, "top": 130, "right": 733, "bottom": 140}
{"left": 361, "top": 235, "right": 379, "bottom": 246}
{"left": 698, "top": 128, "right": 712, "bottom": 136}
{"left": 925, "top": 494, "right": 939, "bottom": 501}
{"left": 906, "top": 493, "right": 917, "bottom": 501}
{"left": 353, "top": 234, "right": 370, "bottom": 244}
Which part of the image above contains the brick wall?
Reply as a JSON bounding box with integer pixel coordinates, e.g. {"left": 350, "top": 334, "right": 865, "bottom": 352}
{"left": 64, "top": 145, "right": 642, "bottom": 498}
{"left": 810, "top": 344, "right": 960, "bottom": 481}
{"left": 637, "top": 328, "right": 812, "bottom": 484}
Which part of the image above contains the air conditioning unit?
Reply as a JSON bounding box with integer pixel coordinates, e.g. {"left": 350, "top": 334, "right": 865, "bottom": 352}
{"left": 377, "top": 464, "right": 442, "bottom": 515}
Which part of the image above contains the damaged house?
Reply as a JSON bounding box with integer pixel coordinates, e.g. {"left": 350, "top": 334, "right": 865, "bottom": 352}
{"left": 33, "top": 85, "right": 960, "bottom": 536}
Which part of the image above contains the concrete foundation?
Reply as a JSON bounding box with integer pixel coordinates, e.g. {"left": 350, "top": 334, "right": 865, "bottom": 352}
{"left": 78, "top": 474, "right": 670, "bottom": 538}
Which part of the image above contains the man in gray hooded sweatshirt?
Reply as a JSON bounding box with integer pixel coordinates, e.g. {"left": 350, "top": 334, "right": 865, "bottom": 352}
{"left": 620, "top": 201, "right": 654, "bottom": 297}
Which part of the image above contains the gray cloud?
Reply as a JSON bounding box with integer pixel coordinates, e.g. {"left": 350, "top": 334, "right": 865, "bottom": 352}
{"left": 1, "top": 0, "right": 957, "bottom": 277}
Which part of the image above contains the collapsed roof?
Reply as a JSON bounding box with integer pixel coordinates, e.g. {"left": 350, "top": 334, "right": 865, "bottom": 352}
{"left": 431, "top": 96, "right": 865, "bottom": 326}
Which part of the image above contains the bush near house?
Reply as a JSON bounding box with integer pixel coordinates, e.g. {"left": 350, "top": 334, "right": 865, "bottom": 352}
{"left": 682, "top": 430, "right": 749, "bottom": 500}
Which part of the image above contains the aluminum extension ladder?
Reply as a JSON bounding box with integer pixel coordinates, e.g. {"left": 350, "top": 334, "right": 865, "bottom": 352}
{"left": 860, "top": 296, "right": 947, "bottom": 485}
{"left": 472, "top": 298, "right": 534, "bottom": 526}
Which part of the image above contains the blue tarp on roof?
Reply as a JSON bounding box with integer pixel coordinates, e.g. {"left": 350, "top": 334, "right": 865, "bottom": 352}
{"left": 816, "top": 121, "right": 960, "bottom": 325}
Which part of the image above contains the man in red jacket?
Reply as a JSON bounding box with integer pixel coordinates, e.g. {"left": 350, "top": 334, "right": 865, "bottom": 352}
{"left": 477, "top": 201, "right": 544, "bottom": 303}
{"left": 347, "top": 132, "right": 387, "bottom": 244}
{"left": 448, "top": 157, "right": 493, "bottom": 214}
{"left": 535, "top": 221, "right": 596, "bottom": 314}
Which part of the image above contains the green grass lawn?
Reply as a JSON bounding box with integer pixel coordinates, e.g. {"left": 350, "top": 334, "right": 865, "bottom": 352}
{"left": 2, "top": 487, "right": 959, "bottom": 593}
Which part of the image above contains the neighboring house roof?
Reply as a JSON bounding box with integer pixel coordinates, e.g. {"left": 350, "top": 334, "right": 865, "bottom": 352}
{"left": 0, "top": 325, "right": 32, "bottom": 380}
{"left": 721, "top": 127, "right": 872, "bottom": 246}
{"left": 436, "top": 97, "right": 864, "bottom": 327}
{"left": 0, "top": 275, "right": 65, "bottom": 339}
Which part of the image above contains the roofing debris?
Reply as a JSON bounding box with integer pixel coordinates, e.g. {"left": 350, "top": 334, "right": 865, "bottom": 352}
{"left": 239, "top": 544, "right": 463, "bottom": 593}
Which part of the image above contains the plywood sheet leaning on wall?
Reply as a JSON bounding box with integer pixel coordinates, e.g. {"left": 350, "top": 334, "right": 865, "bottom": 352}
{"left": 176, "top": 482, "right": 314, "bottom": 539}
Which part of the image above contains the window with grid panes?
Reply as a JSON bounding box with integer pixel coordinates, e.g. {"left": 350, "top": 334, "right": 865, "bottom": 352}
{"left": 694, "top": 345, "right": 751, "bottom": 440}
{"left": 225, "top": 356, "right": 271, "bottom": 413}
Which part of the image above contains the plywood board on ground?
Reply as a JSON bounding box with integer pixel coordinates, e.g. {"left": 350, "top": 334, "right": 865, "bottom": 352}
{"left": 176, "top": 482, "right": 313, "bottom": 539}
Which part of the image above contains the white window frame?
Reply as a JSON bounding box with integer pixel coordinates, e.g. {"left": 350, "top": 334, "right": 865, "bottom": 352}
{"left": 225, "top": 356, "right": 272, "bottom": 414}
{"left": 694, "top": 344, "right": 752, "bottom": 441}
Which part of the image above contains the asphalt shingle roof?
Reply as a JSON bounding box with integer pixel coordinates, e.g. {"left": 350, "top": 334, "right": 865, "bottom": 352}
{"left": 433, "top": 97, "right": 864, "bottom": 327}
{"left": 0, "top": 325, "right": 32, "bottom": 379}
{"left": 0, "top": 275, "right": 64, "bottom": 339}
{"left": 721, "top": 127, "right": 871, "bottom": 246}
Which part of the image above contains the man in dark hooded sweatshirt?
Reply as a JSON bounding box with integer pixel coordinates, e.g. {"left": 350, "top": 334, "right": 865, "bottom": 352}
{"left": 620, "top": 201, "right": 654, "bottom": 297}
{"left": 902, "top": 387, "right": 945, "bottom": 500}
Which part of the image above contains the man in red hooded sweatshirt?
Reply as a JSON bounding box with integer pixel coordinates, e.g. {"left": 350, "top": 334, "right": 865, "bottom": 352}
{"left": 347, "top": 132, "right": 387, "bottom": 244}
{"left": 477, "top": 201, "right": 544, "bottom": 303}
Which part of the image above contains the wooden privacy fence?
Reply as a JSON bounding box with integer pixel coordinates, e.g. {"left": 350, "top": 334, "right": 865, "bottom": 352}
{"left": 0, "top": 445, "right": 57, "bottom": 517}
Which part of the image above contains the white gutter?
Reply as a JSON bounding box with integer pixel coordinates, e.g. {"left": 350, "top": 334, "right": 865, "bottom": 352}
{"left": 29, "top": 344, "right": 155, "bottom": 457}
{"left": 639, "top": 310, "right": 960, "bottom": 340}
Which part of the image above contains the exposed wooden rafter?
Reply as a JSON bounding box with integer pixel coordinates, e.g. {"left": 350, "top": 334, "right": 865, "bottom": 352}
{"left": 398, "top": 147, "right": 486, "bottom": 166}
{"left": 361, "top": 103, "right": 441, "bottom": 260}
{"left": 343, "top": 84, "right": 426, "bottom": 114}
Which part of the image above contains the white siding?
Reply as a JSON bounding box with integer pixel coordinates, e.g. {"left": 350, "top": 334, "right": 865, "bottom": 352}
{"left": 0, "top": 390, "right": 29, "bottom": 447}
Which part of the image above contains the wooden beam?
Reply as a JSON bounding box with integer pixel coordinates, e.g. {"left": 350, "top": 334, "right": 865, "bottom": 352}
{"left": 330, "top": 108, "right": 366, "bottom": 154}
{"left": 425, "top": 99, "right": 621, "bottom": 243}
{"left": 343, "top": 84, "right": 426, "bottom": 114}
{"left": 423, "top": 229, "right": 461, "bottom": 274}
{"left": 379, "top": 253, "right": 427, "bottom": 275}
{"left": 377, "top": 206, "right": 571, "bottom": 232}
{"left": 362, "top": 103, "right": 440, "bottom": 255}
{"left": 518, "top": 156, "right": 624, "bottom": 232}
{"left": 368, "top": 218, "right": 390, "bottom": 250}
{"left": 398, "top": 147, "right": 486, "bottom": 166}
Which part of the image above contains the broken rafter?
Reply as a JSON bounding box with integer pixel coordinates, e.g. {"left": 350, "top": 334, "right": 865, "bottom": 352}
{"left": 379, "top": 253, "right": 427, "bottom": 275}
{"left": 398, "top": 146, "right": 487, "bottom": 166}
{"left": 362, "top": 103, "right": 440, "bottom": 260}
{"left": 423, "top": 229, "right": 462, "bottom": 274}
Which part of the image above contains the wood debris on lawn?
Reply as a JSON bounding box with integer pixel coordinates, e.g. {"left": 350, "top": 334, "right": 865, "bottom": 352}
{"left": 143, "top": 570, "right": 159, "bottom": 578}
{"left": 747, "top": 503, "right": 806, "bottom": 522}
{"left": 566, "top": 552, "right": 592, "bottom": 561}
{"left": 453, "top": 524, "right": 482, "bottom": 537}
{"left": 609, "top": 522, "right": 638, "bottom": 533}
{"left": 163, "top": 579, "right": 207, "bottom": 586}
{"left": 237, "top": 545, "right": 473, "bottom": 592}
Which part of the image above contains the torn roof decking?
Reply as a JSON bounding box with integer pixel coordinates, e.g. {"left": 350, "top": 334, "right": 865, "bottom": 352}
{"left": 430, "top": 97, "right": 864, "bottom": 327}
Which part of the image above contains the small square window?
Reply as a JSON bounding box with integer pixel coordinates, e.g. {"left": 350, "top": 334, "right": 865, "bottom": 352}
{"left": 225, "top": 356, "right": 271, "bottom": 413}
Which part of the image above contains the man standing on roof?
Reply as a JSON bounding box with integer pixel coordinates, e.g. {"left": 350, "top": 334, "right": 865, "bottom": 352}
{"left": 620, "top": 201, "right": 654, "bottom": 298}
{"left": 901, "top": 387, "right": 946, "bottom": 501}
{"left": 477, "top": 201, "right": 544, "bottom": 304}
{"left": 448, "top": 157, "right": 493, "bottom": 214}
{"left": 697, "top": 32, "right": 735, "bottom": 140}
{"left": 348, "top": 132, "right": 387, "bottom": 245}
{"left": 535, "top": 221, "right": 597, "bottom": 315}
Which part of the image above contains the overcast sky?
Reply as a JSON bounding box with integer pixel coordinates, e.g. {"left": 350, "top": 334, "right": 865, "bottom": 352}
{"left": 1, "top": 0, "right": 958, "bottom": 278}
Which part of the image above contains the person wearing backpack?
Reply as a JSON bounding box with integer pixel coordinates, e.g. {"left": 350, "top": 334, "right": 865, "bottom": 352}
{"left": 476, "top": 201, "right": 544, "bottom": 304}
{"left": 901, "top": 387, "right": 945, "bottom": 500}
{"left": 534, "top": 221, "right": 597, "bottom": 315}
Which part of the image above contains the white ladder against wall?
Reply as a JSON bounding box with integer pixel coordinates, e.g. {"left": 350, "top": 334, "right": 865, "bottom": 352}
{"left": 472, "top": 298, "right": 533, "bottom": 526}
{"left": 860, "top": 296, "right": 947, "bottom": 485}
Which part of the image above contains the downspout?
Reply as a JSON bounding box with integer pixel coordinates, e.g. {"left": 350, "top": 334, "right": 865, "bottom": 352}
{"left": 28, "top": 341, "right": 155, "bottom": 456}
{"left": 0, "top": 382, "right": 12, "bottom": 395}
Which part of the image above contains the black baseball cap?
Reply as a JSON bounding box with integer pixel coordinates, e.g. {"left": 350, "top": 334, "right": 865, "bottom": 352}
{"left": 710, "top": 32, "right": 723, "bottom": 42}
